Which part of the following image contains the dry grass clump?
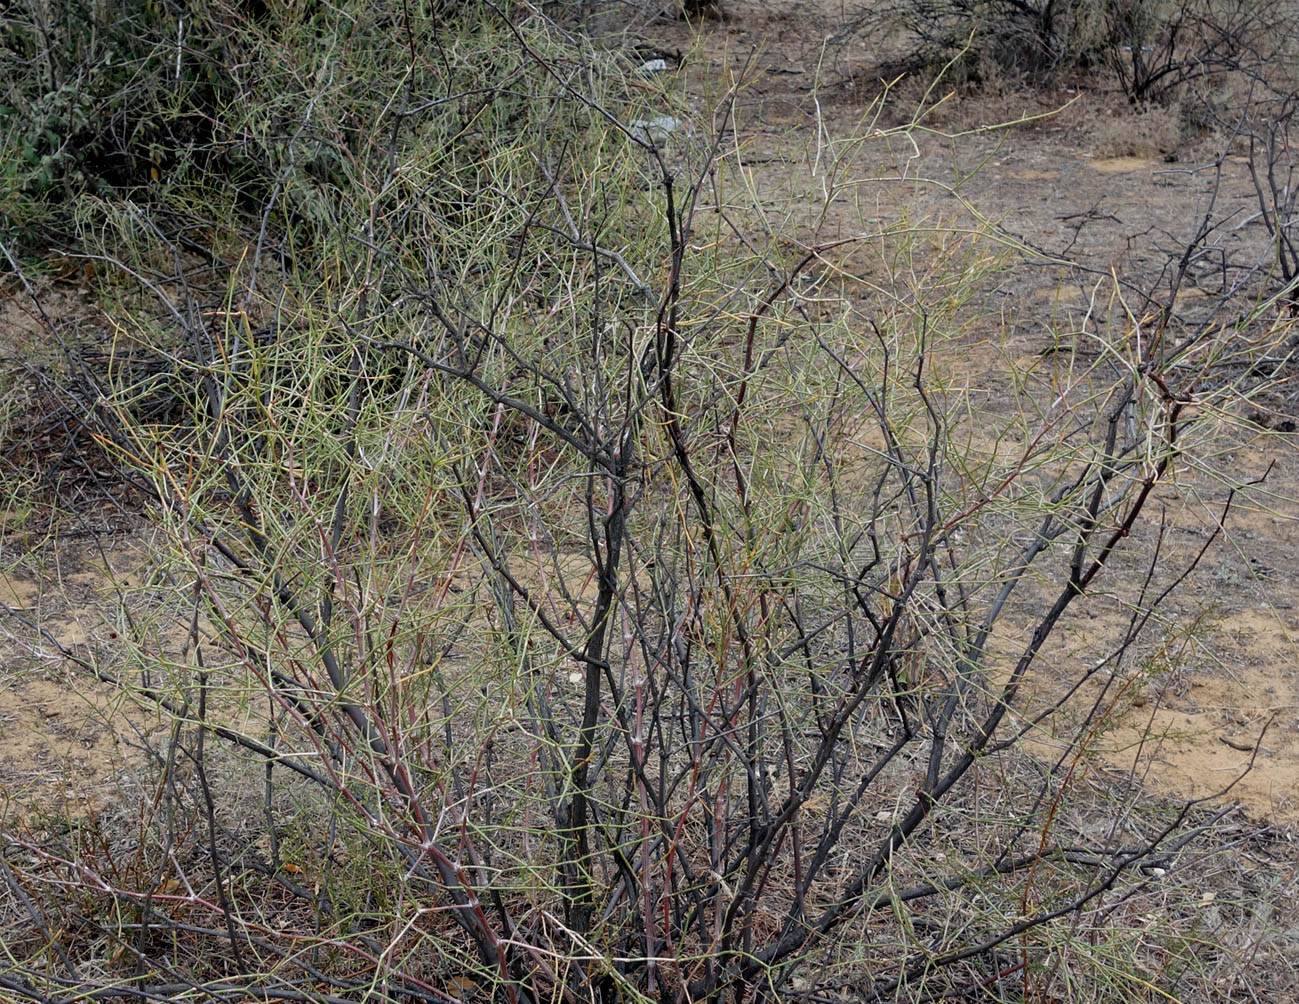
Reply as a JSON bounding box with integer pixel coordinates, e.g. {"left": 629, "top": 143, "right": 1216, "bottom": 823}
{"left": 1088, "top": 100, "right": 1185, "bottom": 158}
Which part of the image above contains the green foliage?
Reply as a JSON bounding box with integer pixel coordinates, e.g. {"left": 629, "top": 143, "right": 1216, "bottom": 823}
{"left": 0, "top": 0, "right": 508, "bottom": 251}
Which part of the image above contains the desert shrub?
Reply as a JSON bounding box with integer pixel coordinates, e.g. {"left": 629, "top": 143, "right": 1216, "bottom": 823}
{"left": 2, "top": 0, "right": 225, "bottom": 246}
{"left": 1104, "top": 0, "right": 1289, "bottom": 103}
{"left": 2, "top": 5, "right": 1294, "bottom": 1004}
{"left": 0, "top": 0, "right": 501, "bottom": 253}
{"left": 840, "top": 0, "right": 1108, "bottom": 83}
{"left": 1241, "top": 93, "right": 1299, "bottom": 311}
{"left": 839, "top": 0, "right": 1293, "bottom": 100}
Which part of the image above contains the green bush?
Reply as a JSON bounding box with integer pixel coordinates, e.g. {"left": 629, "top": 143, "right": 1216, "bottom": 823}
{"left": 0, "top": 0, "right": 503, "bottom": 251}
